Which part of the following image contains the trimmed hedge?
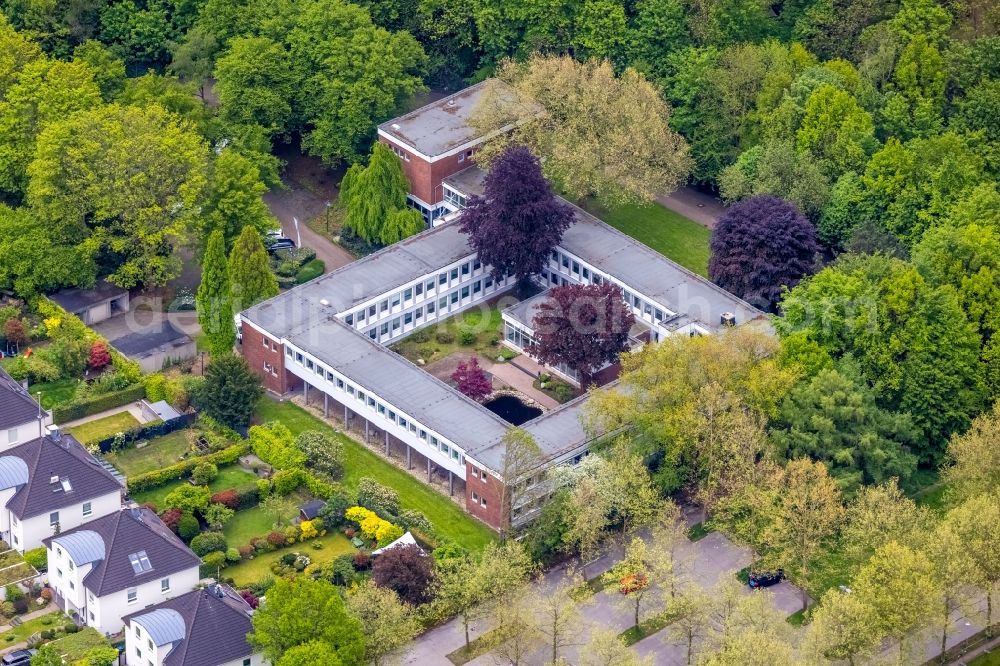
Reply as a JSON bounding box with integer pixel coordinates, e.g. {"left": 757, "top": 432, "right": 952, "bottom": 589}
{"left": 126, "top": 442, "right": 249, "bottom": 494}
{"left": 53, "top": 383, "right": 146, "bottom": 424}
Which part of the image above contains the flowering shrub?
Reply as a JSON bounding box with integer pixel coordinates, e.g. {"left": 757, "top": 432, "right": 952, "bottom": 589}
{"left": 344, "top": 506, "right": 404, "bottom": 546}
{"left": 266, "top": 531, "right": 286, "bottom": 547}
{"left": 239, "top": 590, "right": 259, "bottom": 609}
{"left": 299, "top": 520, "right": 318, "bottom": 540}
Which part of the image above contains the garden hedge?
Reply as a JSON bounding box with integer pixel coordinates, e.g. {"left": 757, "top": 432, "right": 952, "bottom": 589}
{"left": 126, "top": 442, "right": 249, "bottom": 494}
{"left": 53, "top": 383, "right": 146, "bottom": 424}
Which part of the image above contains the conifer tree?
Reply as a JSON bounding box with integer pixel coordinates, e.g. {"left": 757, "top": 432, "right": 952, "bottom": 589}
{"left": 196, "top": 229, "right": 235, "bottom": 357}
{"left": 229, "top": 225, "right": 279, "bottom": 313}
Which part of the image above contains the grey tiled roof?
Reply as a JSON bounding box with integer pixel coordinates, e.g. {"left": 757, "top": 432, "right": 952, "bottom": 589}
{"left": 0, "top": 367, "right": 44, "bottom": 430}
{"left": 122, "top": 585, "right": 256, "bottom": 666}
{"left": 4, "top": 434, "right": 122, "bottom": 520}
{"left": 45, "top": 508, "right": 201, "bottom": 596}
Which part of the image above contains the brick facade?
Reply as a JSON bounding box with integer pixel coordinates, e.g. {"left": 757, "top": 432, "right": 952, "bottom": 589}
{"left": 240, "top": 323, "right": 302, "bottom": 395}
{"left": 465, "top": 459, "right": 504, "bottom": 530}
{"left": 378, "top": 137, "right": 478, "bottom": 208}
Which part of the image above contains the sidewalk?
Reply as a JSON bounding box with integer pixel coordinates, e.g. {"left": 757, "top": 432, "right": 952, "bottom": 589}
{"left": 656, "top": 186, "right": 726, "bottom": 230}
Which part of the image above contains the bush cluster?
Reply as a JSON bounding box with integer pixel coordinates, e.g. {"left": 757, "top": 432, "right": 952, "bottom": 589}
{"left": 357, "top": 477, "right": 400, "bottom": 516}
{"left": 23, "top": 548, "right": 47, "bottom": 571}
{"left": 191, "top": 532, "right": 228, "bottom": 556}
{"left": 344, "top": 506, "right": 403, "bottom": 547}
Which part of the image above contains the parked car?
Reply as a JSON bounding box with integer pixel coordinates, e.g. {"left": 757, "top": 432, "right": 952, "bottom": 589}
{"left": 2, "top": 649, "right": 37, "bottom": 666}
{"left": 748, "top": 569, "right": 784, "bottom": 589}
{"left": 266, "top": 237, "right": 296, "bottom": 254}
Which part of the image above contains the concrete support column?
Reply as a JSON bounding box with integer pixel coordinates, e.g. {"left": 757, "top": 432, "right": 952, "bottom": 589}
{"left": 384, "top": 431, "right": 389, "bottom": 456}
{"left": 427, "top": 458, "right": 431, "bottom": 482}
{"left": 406, "top": 445, "right": 411, "bottom": 469}
{"left": 344, "top": 405, "right": 348, "bottom": 427}
{"left": 303, "top": 382, "right": 308, "bottom": 402}
{"left": 365, "top": 420, "right": 369, "bottom": 442}
{"left": 324, "top": 393, "right": 328, "bottom": 418}
{"left": 449, "top": 471, "right": 454, "bottom": 496}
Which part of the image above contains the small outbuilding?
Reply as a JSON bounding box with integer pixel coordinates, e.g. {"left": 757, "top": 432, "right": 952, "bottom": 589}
{"left": 50, "top": 280, "right": 129, "bottom": 325}
{"left": 299, "top": 499, "right": 326, "bottom": 522}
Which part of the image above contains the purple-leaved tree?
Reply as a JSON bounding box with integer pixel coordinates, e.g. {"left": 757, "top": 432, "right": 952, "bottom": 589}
{"left": 459, "top": 145, "right": 575, "bottom": 288}
{"left": 529, "top": 282, "right": 635, "bottom": 387}
{"left": 709, "top": 195, "right": 819, "bottom": 312}
{"left": 451, "top": 357, "right": 492, "bottom": 401}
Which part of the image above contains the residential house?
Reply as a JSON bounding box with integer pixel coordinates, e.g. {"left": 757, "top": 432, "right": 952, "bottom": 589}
{"left": 0, "top": 427, "right": 122, "bottom": 552}
{"left": 45, "top": 507, "right": 202, "bottom": 635}
{"left": 0, "top": 367, "right": 50, "bottom": 452}
{"left": 122, "top": 584, "right": 265, "bottom": 666}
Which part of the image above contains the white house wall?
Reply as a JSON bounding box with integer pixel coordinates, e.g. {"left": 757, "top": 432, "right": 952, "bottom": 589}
{"left": 13, "top": 490, "right": 120, "bottom": 553}
{"left": 0, "top": 418, "right": 50, "bottom": 453}
{"left": 93, "top": 566, "right": 200, "bottom": 635}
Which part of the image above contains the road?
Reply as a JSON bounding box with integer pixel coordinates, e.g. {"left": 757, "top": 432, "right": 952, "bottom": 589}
{"left": 264, "top": 188, "right": 354, "bottom": 274}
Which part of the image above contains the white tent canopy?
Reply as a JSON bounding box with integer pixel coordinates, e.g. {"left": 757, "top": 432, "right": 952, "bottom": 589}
{"left": 371, "top": 531, "right": 419, "bottom": 556}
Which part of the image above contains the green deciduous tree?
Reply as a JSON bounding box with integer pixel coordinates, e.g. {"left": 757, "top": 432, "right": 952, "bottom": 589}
{"left": 796, "top": 84, "right": 878, "bottom": 177}
{"left": 27, "top": 103, "right": 208, "bottom": 289}
{"left": 851, "top": 541, "right": 939, "bottom": 663}
{"left": 0, "top": 204, "right": 92, "bottom": 297}
{"left": 761, "top": 458, "right": 845, "bottom": 610}
{"left": 250, "top": 578, "right": 365, "bottom": 665}
{"left": 340, "top": 142, "right": 414, "bottom": 245}
{"left": 228, "top": 225, "right": 279, "bottom": 314}
{"left": 203, "top": 149, "right": 277, "bottom": 250}
{"left": 345, "top": 580, "right": 420, "bottom": 666}
{"left": 942, "top": 402, "right": 1000, "bottom": 504}
{"left": 0, "top": 58, "right": 101, "bottom": 199}
{"left": 476, "top": 55, "right": 692, "bottom": 206}
{"left": 803, "top": 589, "right": 880, "bottom": 665}
{"left": 196, "top": 229, "right": 236, "bottom": 358}
{"left": 214, "top": 36, "right": 296, "bottom": 137}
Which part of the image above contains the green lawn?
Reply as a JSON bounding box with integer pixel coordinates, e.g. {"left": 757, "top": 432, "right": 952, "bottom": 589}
{"left": 66, "top": 411, "right": 140, "bottom": 444}
{"left": 971, "top": 650, "right": 1000, "bottom": 665}
{"left": 105, "top": 430, "right": 193, "bottom": 477}
{"left": 225, "top": 531, "right": 355, "bottom": 587}
{"left": 223, "top": 505, "right": 277, "bottom": 547}
{"left": 255, "top": 400, "right": 496, "bottom": 552}
{"left": 30, "top": 379, "right": 80, "bottom": 409}
{"left": 132, "top": 465, "right": 259, "bottom": 510}
{"left": 582, "top": 199, "right": 712, "bottom": 277}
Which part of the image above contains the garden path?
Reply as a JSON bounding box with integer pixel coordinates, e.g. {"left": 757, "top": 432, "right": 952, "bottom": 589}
{"left": 484, "top": 356, "right": 561, "bottom": 410}
{"left": 655, "top": 185, "right": 725, "bottom": 230}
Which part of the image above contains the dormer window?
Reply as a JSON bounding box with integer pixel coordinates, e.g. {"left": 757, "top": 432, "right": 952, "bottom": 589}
{"left": 50, "top": 475, "right": 59, "bottom": 484}
{"left": 128, "top": 551, "right": 152, "bottom": 574}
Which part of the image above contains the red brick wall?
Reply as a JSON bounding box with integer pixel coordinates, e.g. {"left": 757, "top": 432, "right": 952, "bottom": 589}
{"left": 465, "top": 460, "right": 503, "bottom": 530}
{"left": 379, "top": 137, "right": 478, "bottom": 207}
{"left": 240, "top": 323, "right": 289, "bottom": 395}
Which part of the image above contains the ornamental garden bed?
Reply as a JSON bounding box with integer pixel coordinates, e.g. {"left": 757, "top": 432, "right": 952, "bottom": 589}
{"left": 133, "top": 464, "right": 258, "bottom": 509}
{"left": 224, "top": 531, "right": 355, "bottom": 587}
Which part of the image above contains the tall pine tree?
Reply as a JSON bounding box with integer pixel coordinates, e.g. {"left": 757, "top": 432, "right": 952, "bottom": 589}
{"left": 229, "top": 225, "right": 279, "bottom": 313}
{"left": 196, "top": 229, "right": 236, "bottom": 357}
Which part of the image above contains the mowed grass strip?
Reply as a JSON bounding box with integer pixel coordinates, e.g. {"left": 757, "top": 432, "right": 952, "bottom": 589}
{"left": 255, "top": 399, "right": 496, "bottom": 552}
{"left": 581, "top": 199, "right": 712, "bottom": 277}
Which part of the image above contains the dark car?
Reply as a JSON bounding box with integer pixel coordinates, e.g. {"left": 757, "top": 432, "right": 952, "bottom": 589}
{"left": 2, "top": 649, "right": 37, "bottom": 666}
{"left": 748, "top": 569, "right": 784, "bottom": 589}
{"left": 266, "top": 237, "right": 296, "bottom": 254}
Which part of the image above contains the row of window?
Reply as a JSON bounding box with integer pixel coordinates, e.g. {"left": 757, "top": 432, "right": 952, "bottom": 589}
{"left": 342, "top": 258, "right": 487, "bottom": 330}
{"left": 547, "top": 249, "right": 674, "bottom": 326}
{"left": 42, "top": 503, "right": 92, "bottom": 529}
{"left": 471, "top": 491, "right": 488, "bottom": 508}
{"left": 285, "top": 347, "right": 465, "bottom": 468}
